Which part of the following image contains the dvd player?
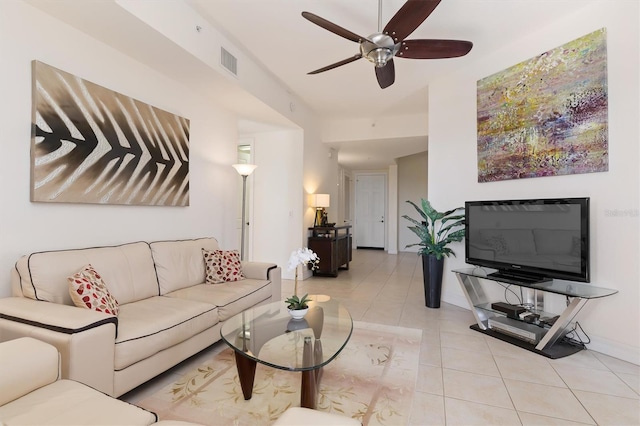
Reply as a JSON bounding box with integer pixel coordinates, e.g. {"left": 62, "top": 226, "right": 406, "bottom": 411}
{"left": 488, "top": 316, "right": 545, "bottom": 344}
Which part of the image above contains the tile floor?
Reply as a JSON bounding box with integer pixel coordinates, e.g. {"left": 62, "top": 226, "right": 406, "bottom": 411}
{"left": 123, "top": 250, "right": 640, "bottom": 425}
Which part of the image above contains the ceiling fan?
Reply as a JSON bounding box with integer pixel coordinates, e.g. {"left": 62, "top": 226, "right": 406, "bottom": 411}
{"left": 302, "top": 0, "right": 473, "bottom": 89}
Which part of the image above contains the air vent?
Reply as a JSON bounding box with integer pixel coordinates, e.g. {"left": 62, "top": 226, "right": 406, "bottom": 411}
{"left": 221, "top": 47, "right": 238, "bottom": 76}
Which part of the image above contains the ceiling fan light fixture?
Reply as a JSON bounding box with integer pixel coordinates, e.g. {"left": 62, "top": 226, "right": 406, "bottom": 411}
{"left": 367, "top": 47, "right": 393, "bottom": 67}
{"left": 360, "top": 33, "right": 397, "bottom": 68}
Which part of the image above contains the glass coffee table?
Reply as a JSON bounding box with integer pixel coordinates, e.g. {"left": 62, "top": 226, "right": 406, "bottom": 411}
{"left": 220, "top": 295, "right": 353, "bottom": 409}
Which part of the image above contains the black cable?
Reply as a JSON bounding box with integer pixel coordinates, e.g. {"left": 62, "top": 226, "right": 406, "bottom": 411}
{"left": 563, "top": 321, "right": 591, "bottom": 346}
{"left": 497, "top": 282, "right": 522, "bottom": 305}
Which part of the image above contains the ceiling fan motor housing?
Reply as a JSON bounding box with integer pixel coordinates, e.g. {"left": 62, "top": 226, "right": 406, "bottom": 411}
{"left": 360, "top": 33, "right": 399, "bottom": 67}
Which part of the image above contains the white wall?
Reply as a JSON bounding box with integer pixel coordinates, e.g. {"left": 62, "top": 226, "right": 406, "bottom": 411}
{"left": 428, "top": 1, "right": 639, "bottom": 363}
{"left": 387, "top": 165, "right": 398, "bottom": 254}
{"left": 248, "top": 129, "right": 304, "bottom": 280}
{"left": 322, "top": 113, "right": 428, "bottom": 142}
{"left": 302, "top": 127, "right": 340, "bottom": 256}
{"left": 397, "top": 151, "right": 429, "bottom": 253}
{"left": 0, "top": 1, "right": 246, "bottom": 298}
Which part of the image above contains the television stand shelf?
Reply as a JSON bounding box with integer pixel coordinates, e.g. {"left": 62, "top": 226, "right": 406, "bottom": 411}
{"left": 453, "top": 268, "right": 618, "bottom": 359}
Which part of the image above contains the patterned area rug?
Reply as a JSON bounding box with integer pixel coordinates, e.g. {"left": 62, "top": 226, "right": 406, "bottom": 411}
{"left": 138, "top": 321, "right": 422, "bottom": 425}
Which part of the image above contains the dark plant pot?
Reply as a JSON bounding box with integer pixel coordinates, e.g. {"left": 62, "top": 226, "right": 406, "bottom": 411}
{"left": 422, "top": 254, "right": 444, "bottom": 308}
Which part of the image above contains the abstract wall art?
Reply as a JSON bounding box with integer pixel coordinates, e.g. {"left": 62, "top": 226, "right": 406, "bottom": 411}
{"left": 31, "top": 61, "right": 190, "bottom": 205}
{"left": 477, "top": 28, "right": 608, "bottom": 183}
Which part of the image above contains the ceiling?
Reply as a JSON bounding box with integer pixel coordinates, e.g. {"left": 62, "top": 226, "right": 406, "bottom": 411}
{"left": 188, "top": 0, "right": 595, "bottom": 119}
{"left": 28, "top": 0, "right": 595, "bottom": 170}
{"left": 187, "top": 0, "right": 594, "bottom": 169}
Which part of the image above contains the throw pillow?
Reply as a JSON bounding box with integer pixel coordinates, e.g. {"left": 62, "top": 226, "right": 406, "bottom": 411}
{"left": 202, "top": 249, "right": 244, "bottom": 284}
{"left": 68, "top": 264, "right": 119, "bottom": 316}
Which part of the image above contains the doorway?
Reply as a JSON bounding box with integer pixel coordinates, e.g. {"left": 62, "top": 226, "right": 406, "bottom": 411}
{"left": 355, "top": 173, "right": 386, "bottom": 249}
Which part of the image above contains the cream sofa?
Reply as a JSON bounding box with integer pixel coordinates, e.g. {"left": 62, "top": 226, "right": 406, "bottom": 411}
{"left": 0, "top": 337, "right": 157, "bottom": 425}
{"left": 0, "top": 237, "right": 281, "bottom": 398}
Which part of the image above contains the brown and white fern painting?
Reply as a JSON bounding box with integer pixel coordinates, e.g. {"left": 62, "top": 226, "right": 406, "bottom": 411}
{"left": 31, "top": 61, "right": 190, "bottom": 206}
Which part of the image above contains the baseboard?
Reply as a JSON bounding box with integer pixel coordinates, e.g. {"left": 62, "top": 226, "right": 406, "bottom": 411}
{"left": 586, "top": 334, "right": 640, "bottom": 366}
{"left": 441, "top": 292, "right": 469, "bottom": 310}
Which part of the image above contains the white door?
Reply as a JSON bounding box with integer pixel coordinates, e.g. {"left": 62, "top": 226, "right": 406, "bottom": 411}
{"left": 355, "top": 174, "right": 386, "bottom": 249}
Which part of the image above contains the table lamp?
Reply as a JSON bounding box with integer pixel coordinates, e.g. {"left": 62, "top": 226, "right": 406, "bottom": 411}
{"left": 312, "top": 194, "right": 330, "bottom": 227}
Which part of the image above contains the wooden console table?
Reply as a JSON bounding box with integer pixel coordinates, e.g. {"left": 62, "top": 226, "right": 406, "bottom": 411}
{"left": 308, "top": 226, "right": 352, "bottom": 277}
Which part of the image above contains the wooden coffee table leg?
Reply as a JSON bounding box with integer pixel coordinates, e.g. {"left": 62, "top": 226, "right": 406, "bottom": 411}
{"left": 301, "top": 370, "right": 317, "bottom": 409}
{"left": 301, "top": 336, "right": 318, "bottom": 409}
{"left": 234, "top": 351, "right": 257, "bottom": 400}
{"left": 314, "top": 339, "right": 323, "bottom": 385}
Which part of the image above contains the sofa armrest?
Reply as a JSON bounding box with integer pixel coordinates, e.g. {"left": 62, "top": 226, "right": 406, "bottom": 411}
{"left": 0, "top": 337, "right": 60, "bottom": 406}
{"left": 0, "top": 297, "right": 117, "bottom": 333}
{"left": 242, "top": 262, "right": 282, "bottom": 302}
{"left": 0, "top": 297, "right": 117, "bottom": 396}
{"left": 241, "top": 262, "right": 276, "bottom": 280}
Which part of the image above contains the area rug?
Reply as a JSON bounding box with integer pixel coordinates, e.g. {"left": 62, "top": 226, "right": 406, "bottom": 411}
{"left": 138, "top": 321, "right": 422, "bottom": 425}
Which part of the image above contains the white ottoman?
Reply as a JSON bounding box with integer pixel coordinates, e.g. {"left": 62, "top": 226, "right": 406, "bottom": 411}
{"left": 274, "top": 407, "right": 361, "bottom": 426}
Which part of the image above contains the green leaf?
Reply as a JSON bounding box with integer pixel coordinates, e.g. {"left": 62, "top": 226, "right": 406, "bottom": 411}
{"left": 402, "top": 199, "right": 465, "bottom": 258}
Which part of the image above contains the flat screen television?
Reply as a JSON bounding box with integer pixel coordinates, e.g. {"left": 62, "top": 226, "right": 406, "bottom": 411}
{"left": 465, "top": 197, "right": 590, "bottom": 283}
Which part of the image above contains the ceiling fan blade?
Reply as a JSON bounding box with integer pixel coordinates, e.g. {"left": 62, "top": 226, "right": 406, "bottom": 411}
{"left": 383, "top": 0, "right": 442, "bottom": 42}
{"left": 302, "top": 11, "right": 372, "bottom": 43}
{"left": 308, "top": 54, "right": 363, "bottom": 75}
{"left": 375, "top": 59, "right": 395, "bottom": 89}
{"left": 396, "top": 39, "right": 473, "bottom": 59}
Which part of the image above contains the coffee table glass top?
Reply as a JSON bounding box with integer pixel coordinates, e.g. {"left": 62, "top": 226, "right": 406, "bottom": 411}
{"left": 220, "top": 295, "right": 353, "bottom": 371}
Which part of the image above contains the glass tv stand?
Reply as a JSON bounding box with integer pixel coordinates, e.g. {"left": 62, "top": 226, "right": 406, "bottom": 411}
{"left": 453, "top": 268, "right": 618, "bottom": 359}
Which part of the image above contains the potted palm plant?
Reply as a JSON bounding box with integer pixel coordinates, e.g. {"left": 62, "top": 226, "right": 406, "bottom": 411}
{"left": 403, "top": 199, "right": 465, "bottom": 308}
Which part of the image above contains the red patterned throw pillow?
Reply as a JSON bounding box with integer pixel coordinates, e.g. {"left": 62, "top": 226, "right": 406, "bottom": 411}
{"left": 202, "top": 249, "right": 244, "bottom": 284}
{"left": 68, "top": 264, "right": 119, "bottom": 316}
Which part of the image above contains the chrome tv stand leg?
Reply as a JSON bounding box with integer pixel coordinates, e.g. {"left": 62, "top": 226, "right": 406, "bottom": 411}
{"left": 454, "top": 271, "right": 589, "bottom": 359}
{"left": 535, "top": 296, "right": 588, "bottom": 351}
{"left": 455, "top": 273, "right": 494, "bottom": 330}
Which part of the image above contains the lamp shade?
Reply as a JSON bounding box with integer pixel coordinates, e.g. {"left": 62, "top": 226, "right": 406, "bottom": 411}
{"left": 232, "top": 164, "right": 257, "bottom": 176}
{"left": 312, "top": 193, "right": 330, "bottom": 208}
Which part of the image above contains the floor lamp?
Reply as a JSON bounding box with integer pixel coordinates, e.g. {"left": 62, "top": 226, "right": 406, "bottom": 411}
{"left": 232, "top": 164, "right": 257, "bottom": 260}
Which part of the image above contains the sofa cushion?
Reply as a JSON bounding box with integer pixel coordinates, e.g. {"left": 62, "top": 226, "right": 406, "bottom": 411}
{"left": 150, "top": 238, "right": 220, "bottom": 295}
{"left": 0, "top": 379, "right": 156, "bottom": 425}
{"left": 274, "top": 407, "right": 361, "bottom": 426}
{"left": 203, "top": 249, "right": 244, "bottom": 284}
{"left": 68, "top": 265, "right": 119, "bottom": 316}
{"left": 16, "top": 242, "right": 158, "bottom": 305}
{"left": 0, "top": 337, "right": 60, "bottom": 406}
{"left": 114, "top": 296, "right": 218, "bottom": 370}
{"left": 166, "top": 279, "right": 272, "bottom": 322}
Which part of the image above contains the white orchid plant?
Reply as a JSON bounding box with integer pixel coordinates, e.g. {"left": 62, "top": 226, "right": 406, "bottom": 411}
{"left": 286, "top": 247, "right": 320, "bottom": 310}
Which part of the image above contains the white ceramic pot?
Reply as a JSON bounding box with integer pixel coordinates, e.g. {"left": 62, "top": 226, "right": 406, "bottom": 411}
{"left": 288, "top": 307, "right": 309, "bottom": 320}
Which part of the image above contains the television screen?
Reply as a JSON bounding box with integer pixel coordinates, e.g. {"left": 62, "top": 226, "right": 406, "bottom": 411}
{"left": 465, "top": 198, "right": 590, "bottom": 283}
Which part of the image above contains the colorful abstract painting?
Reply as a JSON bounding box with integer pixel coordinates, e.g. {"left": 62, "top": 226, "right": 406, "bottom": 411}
{"left": 31, "top": 61, "right": 190, "bottom": 205}
{"left": 477, "top": 29, "right": 608, "bottom": 182}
